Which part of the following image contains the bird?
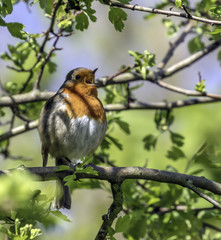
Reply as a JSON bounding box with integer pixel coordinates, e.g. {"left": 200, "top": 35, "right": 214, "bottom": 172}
{"left": 38, "top": 67, "right": 107, "bottom": 209}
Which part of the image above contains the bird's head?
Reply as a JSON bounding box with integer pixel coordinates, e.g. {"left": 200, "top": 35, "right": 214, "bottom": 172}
{"left": 65, "top": 67, "right": 98, "bottom": 86}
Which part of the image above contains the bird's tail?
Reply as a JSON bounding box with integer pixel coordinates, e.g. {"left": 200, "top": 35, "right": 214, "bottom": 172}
{"left": 54, "top": 158, "right": 71, "bottom": 209}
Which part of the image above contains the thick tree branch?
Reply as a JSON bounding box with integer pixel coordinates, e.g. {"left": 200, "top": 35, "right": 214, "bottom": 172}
{"left": 105, "top": 0, "right": 221, "bottom": 25}
{"left": 5, "top": 165, "right": 221, "bottom": 196}
{"left": 95, "top": 182, "right": 123, "bottom": 240}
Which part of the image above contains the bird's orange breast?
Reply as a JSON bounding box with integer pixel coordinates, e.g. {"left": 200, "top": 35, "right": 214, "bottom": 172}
{"left": 61, "top": 82, "right": 106, "bottom": 123}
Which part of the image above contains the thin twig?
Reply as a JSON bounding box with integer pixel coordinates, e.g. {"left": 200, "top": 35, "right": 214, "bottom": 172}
{"left": 157, "top": 21, "right": 195, "bottom": 69}
{"left": 0, "top": 120, "right": 39, "bottom": 142}
{"left": 33, "top": 0, "right": 63, "bottom": 90}
{"left": 39, "top": 0, "right": 63, "bottom": 53}
{"left": 106, "top": 0, "right": 221, "bottom": 25}
{"left": 150, "top": 205, "right": 217, "bottom": 215}
{"left": 106, "top": 65, "right": 133, "bottom": 83}
{"left": 184, "top": 142, "right": 207, "bottom": 173}
{"left": 204, "top": 223, "right": 221, "bottom": 232}
{"left": 182, "top": 4, "right": 192, "bottom": 18}
{"left": 34, "top": 34, "right": 61, "bottom": 90}
{"left": 155, "top": 79, "right": 221, "bottom": 99}
{"left": 186, "top": 179, "right": 221, "bottom": 209}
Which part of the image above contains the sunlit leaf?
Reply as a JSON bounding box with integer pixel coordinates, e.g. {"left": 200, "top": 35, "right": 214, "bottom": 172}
{"left": 175, "top": 0, "right": 182, "bottom": 8}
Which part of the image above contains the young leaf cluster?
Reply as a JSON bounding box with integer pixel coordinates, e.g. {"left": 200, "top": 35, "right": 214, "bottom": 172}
{"left": 129, "top": 50, "right": 155, "bottom": 79}
{"left": 0, "top": 171, "right": 69, "bottom": 239}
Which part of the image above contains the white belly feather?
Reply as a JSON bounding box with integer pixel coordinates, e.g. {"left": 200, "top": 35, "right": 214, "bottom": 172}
{"left": 47, "top": 113, "right": 106, "bottom": 161}
{"left": 39, "top": 93, "right": 107, "bottom": 162}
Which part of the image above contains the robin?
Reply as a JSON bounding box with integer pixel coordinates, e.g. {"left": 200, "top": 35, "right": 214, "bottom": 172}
{"left": 38, "top": 67, "right": 107, "bottom": 209}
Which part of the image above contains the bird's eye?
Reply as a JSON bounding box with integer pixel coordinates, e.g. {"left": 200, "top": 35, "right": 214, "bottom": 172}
{"left": 75, "top": 75, "right": 81, "bottom": 80}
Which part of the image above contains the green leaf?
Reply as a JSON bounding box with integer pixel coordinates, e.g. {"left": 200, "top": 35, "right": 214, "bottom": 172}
{"left": 100, "top": 138, "right": 110, "bottom": 150}
{"left": 114, "top": 118, "right": 130, "bottom": 134}
{"left": 63, "top": 174, "right": 77, "bottom": 191}
{"left": 206, "top": 26, "right": 221, "bottom": 38}
{"left": 166, "top": 146, "right": 185, "bottom": 161}
{"left": 115, "top": 215, "right": 130, "bottom": 233}
{"left": 129, "top": 50, "right": 155, "bottom": 79}
{"left": 105, "top": 134, "right": 123, "bottom": 150}
{"left": 154, "top": 109, "right": 174, "bottom": 132}
{"left": 50, "top": 210, "right": 71, "bottom": 222}
{"left": 188, "top": 36, "right": 205, "bottom": 54}
{"left": 47, "top": 60, "right": 57, "bottom": 73}
{"left": 218, "top": 50, "right": 221, "bottom": 65}
{"left": 143, "top": 134, "right": 157, "bottom": 151}
{"left": 170, "top": 131, "right": 185, "bottom": 147}
{"left": 109, "top": 7, "right": 127, "bottom": 32}
{"left": 0, "top": 0, "right": 13, "bottom": 17}
{"left": 195, "top": 79, "right": 206, "bottom": 93}
{"left": 0, "top": 17, "right": 6, "bottom": 26}
{"left": 4, "top": 42, "right": 32, "bottom": 67}
{"left": 108, "top": 227, "right": 116, "bottom": 240}
{"left": 7, "top": 22, "right": 27, "bottom": 40}
{"left": 127, "top": 211, "right": 147, "bottom": 239}
{"left": 0, "top": 224, "right": 10, "bottom": 235}
{"left": 39, "top": 0, "right": 53, "bottom": 14}
{"left": 76, "top": 166, "right": 98, "bottom": 176}
{"left": 175, "top": 0, "right": 182, "bottom": 8}
{"left": 162, "top": 19, "right": 178, "bottom": 37}
{"left": 188, "top": 169, "right": 204, "bottom": 175}
{"left": 210, "top": 6, "right": 221, "bottom": 17}
{"left": 56, "top": 5, "right": 66, "bottom": 19}
{"left": 118, "top": 0, "right": 130, "bottom": 3}
{"left": 1, "top": 51, "right": 11, "bottom": 61}
{"left": 75, "top": 12, "right": 89, "bottom": 31}
{"left": 84, "top": 0, "right": 97, "bottom": 23}
{"left": 5, "top": 81, "right": 19, "bottom": 94}
{"left": 0, "top": 108, "right": 5, "bottom": 117}
{"left": 140, "top": 65, "right": 147, "bottom": 79}
{"left": 56, "top": 165, "right": 72, "bottom": 172}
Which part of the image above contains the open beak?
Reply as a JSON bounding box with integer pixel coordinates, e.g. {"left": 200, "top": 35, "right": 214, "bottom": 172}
{"left": 90, "top": 68, "right": 98, "bottom": 85}
{"left": 92, "top": 68, "right": 98, "bottom": 74}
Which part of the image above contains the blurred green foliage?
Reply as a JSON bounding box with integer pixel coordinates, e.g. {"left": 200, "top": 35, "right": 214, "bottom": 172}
{"left": 0, "top": 0, "right": 221, "bottom": 239}
{"left": 0, "top": 170, "right": 70, "bottom": 239}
